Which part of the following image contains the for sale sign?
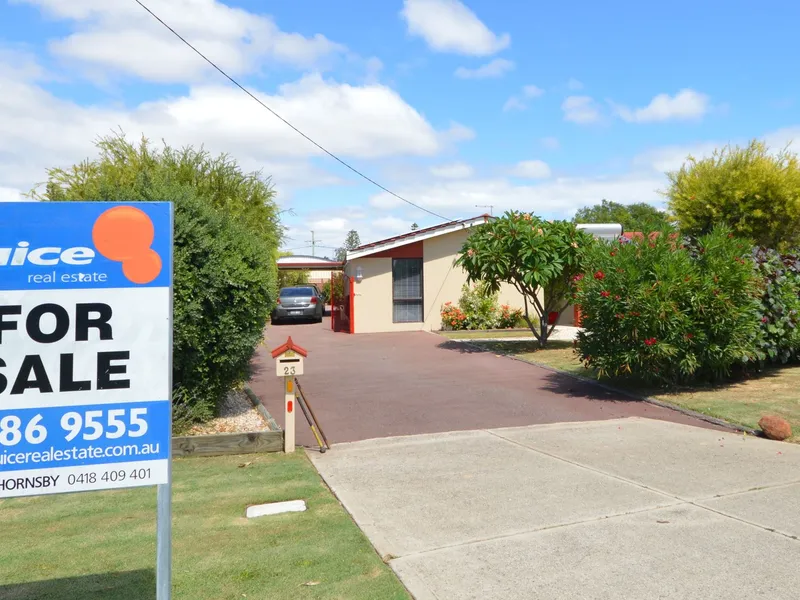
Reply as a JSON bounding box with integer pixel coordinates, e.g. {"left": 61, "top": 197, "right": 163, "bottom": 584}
{"left": 0, "top": 202, "right": 172, "bottom": 497}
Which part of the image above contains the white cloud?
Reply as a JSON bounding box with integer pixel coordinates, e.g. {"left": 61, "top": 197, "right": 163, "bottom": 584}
{"left": 633, "top": 142, "right": 721, "bottom": 173}
{"left": 364, "top": 57, "right": 384, "bottom": 81}
{"left": 18, "top": 0, "right": 347, "bottom": 82}
{"left": 540, "top": 136, "right": 560, "bottom": 150}
{"left": 511, "top": 160, "right": 551, "bottom": 179}
{"left": 369, "top": 174, "right": 665, "bottom": 218}
{"left": 503, "top": 84, "right": 544, "bottom": 112}
{"left": 562, "top": 95, "right": 601, "bottom": 124}
{"left": 367, "top": 126, "right": 800, "bottom": 223}
{"left": 762, "top": 127, "right": 800, "bottom": 154}
{"left": 440, "top": 121, "right": 476, "bottom": 143}
{"left": 567, "top": 78, "right": 584, "bottom": 91}
{"left": 430, "top": 162, "right": 474, "bottom": 178}
{"left": 309, "top": 217, "right": 348, "bottom": 232}
{"left": 0, "top": 187, "right": 24, "bottom": 202}
{"left": 633, "top": 128, "right": 800, "bottom": 174}
{"left": 373, "top": 216, "right": 411, "bottom": 233}
{"left": 523, "top": 85, "right": 544, "bottom": 98}
{"left": 454, "top": 58, "right": 514, "bottom": 79}
{"left": 614, "top": 89, "right": 711, "bottom": 123}
{"left": 503, "top": 96, "right": 527, "bottom": 112}
{"left": 400, "top": 0, "right": 510, "bottom": 56}
{"left": 0, "top": 60, "right": 465, "bottom": 201}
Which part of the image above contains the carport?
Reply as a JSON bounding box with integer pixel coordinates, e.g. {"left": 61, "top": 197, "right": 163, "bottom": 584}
{"left": 275, "top": 254, "right": 352, "bottom": 333}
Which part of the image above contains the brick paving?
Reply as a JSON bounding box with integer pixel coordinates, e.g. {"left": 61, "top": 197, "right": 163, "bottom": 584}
{"left": 248, "top": 321, "right": 717, "bottom": 448}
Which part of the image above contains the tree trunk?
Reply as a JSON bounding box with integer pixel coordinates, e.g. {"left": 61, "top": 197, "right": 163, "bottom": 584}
{"left": 539, "top": 314, "right": 548, "bottom": 348}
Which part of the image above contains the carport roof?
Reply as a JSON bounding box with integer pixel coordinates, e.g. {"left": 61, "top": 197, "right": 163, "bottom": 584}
{"left": 347, "top": 215, "right": 491, "bottom": 260}
{"left": 277, "top": 255, "right": 344, "bottom": 270}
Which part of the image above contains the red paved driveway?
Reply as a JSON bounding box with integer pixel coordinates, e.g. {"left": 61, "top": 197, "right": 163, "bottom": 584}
{"left": 249, "top": 321, "right": 716, "bottom": 447}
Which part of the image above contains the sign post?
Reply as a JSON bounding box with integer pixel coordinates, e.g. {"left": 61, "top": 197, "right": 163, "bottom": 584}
{"left": 0, "top": 202, "right": 173, "bottom": 597}
{"left": 270, "top": 337, "right": 307, "bottom": 453}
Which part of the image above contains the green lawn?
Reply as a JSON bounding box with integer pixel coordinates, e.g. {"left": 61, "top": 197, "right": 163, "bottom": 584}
{"left": 0, "top": 453, "right": 410, "bottom": 600}
{"left": 462, "top": 338, "right": 800, "bottom": 443}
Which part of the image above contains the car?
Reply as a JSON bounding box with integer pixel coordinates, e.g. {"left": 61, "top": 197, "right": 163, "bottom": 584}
{"left": 272, "top": 285, "right": 325, "bottom": 324}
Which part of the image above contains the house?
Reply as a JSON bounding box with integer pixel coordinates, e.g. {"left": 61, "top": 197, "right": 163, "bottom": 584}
{"left": 343, "top": 216, "right": 527, "bottom": 334}
{"left": 339, "top": 217, "right": 624, "bottom": 334}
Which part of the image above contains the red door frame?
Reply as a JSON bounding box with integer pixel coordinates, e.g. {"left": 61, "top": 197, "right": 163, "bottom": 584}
{"left": 348, "top": 276, "right": 355, "bottom": 334}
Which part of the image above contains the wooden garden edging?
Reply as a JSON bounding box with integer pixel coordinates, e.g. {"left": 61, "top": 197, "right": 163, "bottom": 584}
{"left": 172, "top": 430, "right": 284, "bottom": 458}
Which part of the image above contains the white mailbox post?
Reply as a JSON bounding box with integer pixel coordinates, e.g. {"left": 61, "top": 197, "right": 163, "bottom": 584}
{"left": 271, "top": 337, "right": 308, "bottom": 453}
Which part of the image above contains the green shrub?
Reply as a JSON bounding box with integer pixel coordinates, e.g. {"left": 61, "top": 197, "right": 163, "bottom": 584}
{"left": 458, "top": 283, "right": 501, "bottom": 329}
{"left": 170, "top": 188, "right": 275, "bottom": 419}
{"left": 319, "top": 280, "right": 331, "bottom": 304}
{"left": 277, "top": 268, "right": 309, "bottom": 289}
{"left": 753, "top": 248, "right": 800, "bottom": 364}
{"left": 666, "top": 140, "right": 800, "bottom": 250}
{"left": 575, "top": 227, "right": 762, "bottom": 384}
{"left": 440, "top": 284, "right": 524, "bottom": 330}
{"left": 39, "top": 136, "right": 279, "bottom": 429}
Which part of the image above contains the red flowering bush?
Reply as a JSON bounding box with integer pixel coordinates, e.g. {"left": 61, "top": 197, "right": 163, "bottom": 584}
{"left": 575, "top": 226, "right": 762, "bottom": 384}
{"left": 440, "top": 301, "right": 468, "bottom": 330}
{"left": 498, "top": 304, "right": 524, "bottom": 329}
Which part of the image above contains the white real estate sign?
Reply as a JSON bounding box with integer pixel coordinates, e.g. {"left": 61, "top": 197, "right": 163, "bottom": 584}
{"left": 0, "top": 202, "right": 172, "bottom": 498}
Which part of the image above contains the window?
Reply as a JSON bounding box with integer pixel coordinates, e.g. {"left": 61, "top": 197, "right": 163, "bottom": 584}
{"left": 392, "top": 258, "right": 423, "bottom": 322}
{"left": 280, "top": 287, "right": 316, "bottom": 297}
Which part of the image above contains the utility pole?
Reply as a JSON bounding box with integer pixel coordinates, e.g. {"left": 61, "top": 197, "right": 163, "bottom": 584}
{"left": 476, "top": 204, "right": 494, "bottom": 216}
{"left": 306, "top": 231, "right": 316, "bottom": 256}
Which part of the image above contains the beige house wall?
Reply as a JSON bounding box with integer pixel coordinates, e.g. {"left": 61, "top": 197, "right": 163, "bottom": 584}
{"left": 346, "top": 258, "right": 420, "bottom": 334}
{"left": 346, "top": 229, "right": 537, "bottom": 334}
{"left": 307, "top": 269, "right": 332, "bottom": 281}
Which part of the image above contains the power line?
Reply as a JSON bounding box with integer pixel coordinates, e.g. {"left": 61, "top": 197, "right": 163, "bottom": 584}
{"left": 133, "top": 0, "right": 454, "bottom": 223}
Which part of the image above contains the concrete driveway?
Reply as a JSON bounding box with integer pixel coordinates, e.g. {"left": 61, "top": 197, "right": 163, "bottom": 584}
{"left": 249, "top": 322, "right": 718, "bottom": 447}
{"left": 310, "top": 418, "right": 800, "bottom": 600}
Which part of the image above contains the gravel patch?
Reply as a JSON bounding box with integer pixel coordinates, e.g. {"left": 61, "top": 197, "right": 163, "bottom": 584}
{"left": 187, "top": 389, "right": 268, "bottom": 435}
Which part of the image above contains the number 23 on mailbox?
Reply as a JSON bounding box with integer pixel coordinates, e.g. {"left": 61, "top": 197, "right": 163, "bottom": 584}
{"left": 272, "top": 338, "right": 306, "bottom": 377}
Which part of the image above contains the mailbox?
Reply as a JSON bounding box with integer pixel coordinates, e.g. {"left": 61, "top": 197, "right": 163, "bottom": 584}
{"left": 270, "top": 336, "right": 309, "bottom": 454}
{"left": 270, "top": 336, "right": 308, "bottom": 378}
{"left": 275, "top": 350, "right": 304, "bottom": 377}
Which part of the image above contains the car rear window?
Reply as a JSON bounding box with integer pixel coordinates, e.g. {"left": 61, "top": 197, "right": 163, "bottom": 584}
{"left": 281, "top": 287, "right": 315, "bottom": 297}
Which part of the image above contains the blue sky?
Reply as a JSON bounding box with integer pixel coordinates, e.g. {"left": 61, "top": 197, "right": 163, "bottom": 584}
{"left": 1, "top": 0, "right": 798, "bottom": 255}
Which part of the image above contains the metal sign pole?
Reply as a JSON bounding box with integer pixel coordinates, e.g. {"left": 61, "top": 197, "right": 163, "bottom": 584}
{"left": 156, "top": 483, "right": 172, "bottom": 599}
{"left": 157, "top": 203, "right": 175, "bottom": 600}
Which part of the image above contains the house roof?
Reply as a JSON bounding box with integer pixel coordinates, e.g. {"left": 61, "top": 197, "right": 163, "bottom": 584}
{"left": 270, "top": 336, "right": 308, "bottom": 358}
{"left": 276, "top": 254, "right": 344, "bottom": 270}
{"left": 347, "top": 215, "right": 492, "bottom": 260}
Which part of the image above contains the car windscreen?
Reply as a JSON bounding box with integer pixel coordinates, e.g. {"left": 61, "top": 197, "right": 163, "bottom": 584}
{"left": 280, "top": 287, "right": 315, "bottom": 297}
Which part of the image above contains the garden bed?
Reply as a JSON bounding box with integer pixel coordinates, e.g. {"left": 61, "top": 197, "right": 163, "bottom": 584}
{"left": 460, "top": 338, "right": 800, "bottom": 443}
{"left": 441, "top": 328, "right": 534, "bottom": 339}
{"left": 186, "top": 389, "right": 270, "bottom": 435}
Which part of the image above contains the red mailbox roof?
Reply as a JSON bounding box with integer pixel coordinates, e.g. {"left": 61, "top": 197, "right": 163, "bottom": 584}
{"left": 270, "top": 336, "right": 308, "bottom": 358}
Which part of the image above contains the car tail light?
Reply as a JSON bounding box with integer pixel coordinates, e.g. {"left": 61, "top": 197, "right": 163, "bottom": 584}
{"left": 310, "top": 297, "right": 318, "bottom": 304}
{"left": 277, "top": 298, "right": 281, "bottom": 304}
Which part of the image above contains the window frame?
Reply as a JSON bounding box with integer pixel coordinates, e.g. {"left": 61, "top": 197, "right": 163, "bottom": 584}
{"left": 391, "top": 258, "right": 424, "bottom": 323}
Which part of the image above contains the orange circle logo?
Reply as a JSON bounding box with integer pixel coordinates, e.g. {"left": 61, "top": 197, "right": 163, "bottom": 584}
{"left": 92, "top": 206, "right": 162, "bottom": 284}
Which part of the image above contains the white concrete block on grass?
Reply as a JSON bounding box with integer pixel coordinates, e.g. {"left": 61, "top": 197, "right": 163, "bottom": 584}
{"left": 246, "top": 499, "right": 307, "bottom": 519}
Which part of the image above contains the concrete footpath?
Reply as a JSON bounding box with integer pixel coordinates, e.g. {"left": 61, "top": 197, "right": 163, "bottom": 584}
{"left": 310, "top": 418, "right": 800, "bottom": 600}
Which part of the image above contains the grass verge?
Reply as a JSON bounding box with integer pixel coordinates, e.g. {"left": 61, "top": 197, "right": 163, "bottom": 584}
{"left": 0, "top": 453, "right": 410, "bottom": 600}
{"left": 459, "top": 338, "right": 800, "bottom": 443}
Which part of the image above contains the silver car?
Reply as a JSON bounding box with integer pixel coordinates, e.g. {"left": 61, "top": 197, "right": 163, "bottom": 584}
{"left": 272, "top": 286, "right": 325, "bottom": 323}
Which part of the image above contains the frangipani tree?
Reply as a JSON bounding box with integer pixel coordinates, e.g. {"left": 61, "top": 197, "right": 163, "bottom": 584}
{"left": 455, "top": 211, "right": 594, "bottom": 347}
